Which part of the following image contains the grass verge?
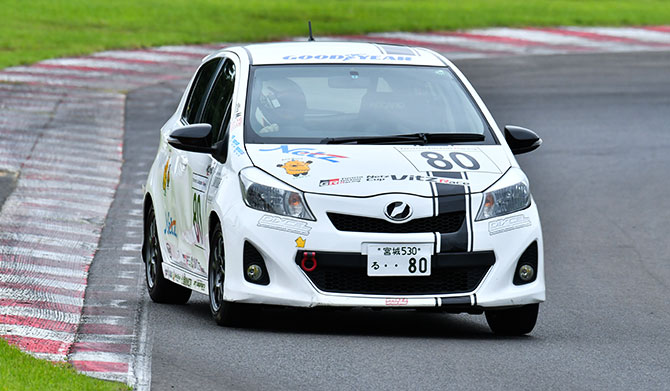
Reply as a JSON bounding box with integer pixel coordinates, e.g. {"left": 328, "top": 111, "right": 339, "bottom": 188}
{"left": 0, "top": 339, "right": 129, "bottom": 391}
{"left": 2, "top": 0, "right": 670, "bottom": 68}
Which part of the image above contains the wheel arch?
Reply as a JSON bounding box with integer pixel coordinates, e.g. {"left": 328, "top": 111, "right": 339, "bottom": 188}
{"left": 209, "top": 211, "right": 221, "bottom": 239}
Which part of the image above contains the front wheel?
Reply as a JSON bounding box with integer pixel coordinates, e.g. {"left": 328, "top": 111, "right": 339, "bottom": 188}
{"left": 485, "top": 304, "right": 539, "bottom": 336}
{"left": 144, "top": 205, "right": 191, "bottom": 304}
{"left": 209, "top": 224, "right": 246, "bottom": 326}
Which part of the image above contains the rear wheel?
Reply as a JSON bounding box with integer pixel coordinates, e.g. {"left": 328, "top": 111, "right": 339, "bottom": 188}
{"left": 485, "top": 304, "right": 539, "bottom": 336}
{"left": 209, "top": 224, "right": 245, "bottom": 326}
{"left": 144, "top": 206, "right": 191, "bottom": 304}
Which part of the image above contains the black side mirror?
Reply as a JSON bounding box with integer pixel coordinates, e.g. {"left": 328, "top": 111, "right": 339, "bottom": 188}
{"left": 168, "top": 124, "right": 215, "bottom": 154}
{"left": 504, "top": 125, "right": 542, "bottom": 155}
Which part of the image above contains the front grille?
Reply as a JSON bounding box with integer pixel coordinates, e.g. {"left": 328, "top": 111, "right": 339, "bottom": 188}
{"left": 327, "top": 212, "right": 465, "bottom": 234}
{"left": 307, "top": 267, "right": 489, "bottom": 295}
{"left": 296, "top": 251, "right": 494, "bottom": 295}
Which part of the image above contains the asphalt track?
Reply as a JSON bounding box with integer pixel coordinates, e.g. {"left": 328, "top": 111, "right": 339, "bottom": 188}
{"left": 102, "top": 50, "right": 670, "bottom": 390}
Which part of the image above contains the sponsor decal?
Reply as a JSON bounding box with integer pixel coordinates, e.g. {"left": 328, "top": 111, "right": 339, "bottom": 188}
{"left": 165, "top": 244, "right": 206, "bottom": 275}
{"left": 385, "top": 298, "right": 409, "bottom": 306}
{"left": 277, "top": 159, "right": 312, "bottom": 177}
{"left": 233, "top": 116, "right": 243, "bottom": 128}
{"left": 182, "top": 253, "right": 205, "bottom": 274}
{"left": 283, "top": 54, "right": 413, "bottom": 62}
{"left": 257, "top": 214, "right": 312, "bottom": 236}
{"left": 319, "top": 174, "right": 469, "bottom": 187}
{"left": 192, "top": 172, "right": 207, "bottom": 194}
{"left": 164, "top": 212, "right": 177, "bottom": 238}
{"left": 231, "top": 135, "right": 245, "bottom": 156}
{"left": 192, "top": 173, "right": 207, "bottom": 247}
{"left": 488, "top": 214, "right": 531, "bottom": 235}
{"left": 207, "top": 174, "right": 222, "bottom": 203}
{"left": 319, "top": 176, "right": 363, "bottom": 186}
{"left": 259, "top": 145, "right": 348, "bottom": 163}
{"left": 165, "top": 267, "right": 207, "bottom": 293}
{"left": 162, "top": 157, "right": 171, "bottom": 195}
{"left": 295, "top": 236, "right": 306, "bottom": 248}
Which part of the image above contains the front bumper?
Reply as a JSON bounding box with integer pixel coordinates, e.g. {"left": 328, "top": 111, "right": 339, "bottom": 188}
{"left": 219, "top": 192, "right": 545, "bottom": 309}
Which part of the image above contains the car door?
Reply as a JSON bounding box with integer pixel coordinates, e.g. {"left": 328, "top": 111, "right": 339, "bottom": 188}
{"left": 172, "top": 56, "right": 237, "bottom": 277}
{"left": 167, "top": 57, "right": 221, "bottom": 276}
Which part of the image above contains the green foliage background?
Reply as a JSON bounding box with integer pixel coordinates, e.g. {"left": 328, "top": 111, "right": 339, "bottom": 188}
{"left": 2, "top": 0, "right": 670, "bottom": 68}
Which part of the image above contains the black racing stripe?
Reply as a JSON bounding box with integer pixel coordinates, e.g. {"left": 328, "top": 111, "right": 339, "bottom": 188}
{"left": 427, "top": 172, "right": 437, "bottom": 216}
{"left": 431, "top": 171, "right": 466, "bottom": 196}
{"left": 439, "top": 222, "right": 468, "bottom": 252}
{"left": 436, "top": 196, "right": 468, "bottom": 253}
{"left": 437, "top": 195, "right": 465, "bottom": 214}
{"left": 463, "top": 171, "right": 474, "bottom": 252}
{"left": 431, "top": 171, "right": 468, "bottom": 252}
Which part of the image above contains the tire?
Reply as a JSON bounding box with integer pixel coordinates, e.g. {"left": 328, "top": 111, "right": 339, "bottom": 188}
{"left": 144, "top": 206, "right": 192, "bottom": 304}
{"left": 208, "top": 224, "right": 246, "bottom": 326}
{"left": 485, "top": 304, "right": 539, "bottom": 336}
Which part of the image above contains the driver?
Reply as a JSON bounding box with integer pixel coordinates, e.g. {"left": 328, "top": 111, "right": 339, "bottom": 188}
{"left": 256, "top": 78, "right": 307, "bottom": 134}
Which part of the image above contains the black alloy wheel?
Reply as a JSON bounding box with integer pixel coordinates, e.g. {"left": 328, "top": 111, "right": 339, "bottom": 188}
{"left": 144, "top": 205, "right": 192, "bottom": 304}
{"left": 208, "top": 224, "right": 246, "bottom": 326}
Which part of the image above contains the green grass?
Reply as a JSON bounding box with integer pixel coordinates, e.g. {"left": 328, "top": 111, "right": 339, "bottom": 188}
{"left": 0, "top": 339, "right": 129, "bottom": 391}
{"left": 2, "top": 0, "right": 670, "bottom": 68}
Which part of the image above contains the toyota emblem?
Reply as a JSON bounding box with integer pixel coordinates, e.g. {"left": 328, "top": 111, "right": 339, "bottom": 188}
{"left": 384, "top": 201, "right": 412, "bottom": 222}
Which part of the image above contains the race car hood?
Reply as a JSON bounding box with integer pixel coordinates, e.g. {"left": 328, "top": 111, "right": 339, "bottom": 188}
{"left": 246, "top": 144, "right": 511, "bottom": 197}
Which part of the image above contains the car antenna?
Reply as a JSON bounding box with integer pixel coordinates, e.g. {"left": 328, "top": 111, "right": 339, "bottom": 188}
{"left": 308, "top": 21, "right": 315, "bottom": 41}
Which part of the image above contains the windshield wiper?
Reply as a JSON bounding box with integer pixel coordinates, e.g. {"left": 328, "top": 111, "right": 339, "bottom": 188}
{"left": 321, "top": 132, "right": 485, "bottom": 145}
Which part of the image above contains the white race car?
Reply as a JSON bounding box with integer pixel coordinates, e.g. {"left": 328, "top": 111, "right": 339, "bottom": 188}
{"left": 142, "top": 41, "right": 544, "bottom": 335}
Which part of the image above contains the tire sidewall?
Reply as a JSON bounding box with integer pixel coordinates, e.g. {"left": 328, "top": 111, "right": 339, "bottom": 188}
{"left": 209, "top": 224, "right": 226, "bottom": 322}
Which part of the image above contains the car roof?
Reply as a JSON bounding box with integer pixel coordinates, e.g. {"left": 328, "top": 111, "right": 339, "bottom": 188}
{"left": 224, "top": 41, "right": 447, "bottom": 66}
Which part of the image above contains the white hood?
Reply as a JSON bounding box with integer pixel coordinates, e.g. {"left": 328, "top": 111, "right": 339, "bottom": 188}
{"left": 246, "top": 144, "right": 511, "bottom": 197}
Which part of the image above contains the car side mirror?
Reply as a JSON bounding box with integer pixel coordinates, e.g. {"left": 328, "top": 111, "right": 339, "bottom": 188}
{"left": 504, "top": 125, "right": 542, "bottom": 155}
{"left": 168, "top": 124, "right": 215, "bottom": 154}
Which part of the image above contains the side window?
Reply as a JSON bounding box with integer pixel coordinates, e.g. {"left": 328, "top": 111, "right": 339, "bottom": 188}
{"left": 183, "top": 59, "right": 221, "bottom": 124}
{"left": 201, "top": 59, "right": 236, "bottom": 144}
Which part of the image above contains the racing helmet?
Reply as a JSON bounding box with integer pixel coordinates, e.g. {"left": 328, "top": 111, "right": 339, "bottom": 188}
{"left": 258, "top": 78, "right": 307, "bottom": 126}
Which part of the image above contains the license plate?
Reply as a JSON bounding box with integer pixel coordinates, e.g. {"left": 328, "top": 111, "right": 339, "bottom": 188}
{"left": 366, "top": 244, "right": 432, "bottom": 277}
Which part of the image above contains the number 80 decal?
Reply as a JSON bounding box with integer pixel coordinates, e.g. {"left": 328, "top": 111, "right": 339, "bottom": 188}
{"left": 399, "top": 149, "right": 501, "bottom": 173}
{"left": 420, "top": 151, "right": 480, "bottom": 170}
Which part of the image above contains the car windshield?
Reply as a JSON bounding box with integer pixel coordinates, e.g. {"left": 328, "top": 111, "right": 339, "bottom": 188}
{"left": 244, "top": 64, "right": 495, "bottom": 144}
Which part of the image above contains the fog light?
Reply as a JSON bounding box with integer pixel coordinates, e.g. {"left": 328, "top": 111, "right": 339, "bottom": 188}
{"left": 246, "top": 264, "right": 263, "bottom": 281}
{"left": 518, "top": 264, "right": 535, "bottom": 282}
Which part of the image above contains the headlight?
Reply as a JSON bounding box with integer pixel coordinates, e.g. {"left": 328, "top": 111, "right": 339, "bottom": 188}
{"left": 239, "top": 168, "right": 315, "bottom": 221}
{"left": 476, "top": 182, "right": 530, "bottom": 221}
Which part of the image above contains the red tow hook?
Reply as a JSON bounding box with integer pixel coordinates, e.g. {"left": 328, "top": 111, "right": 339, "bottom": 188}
{"left": 301, "top": 252, "right": 317, "bottom": 272}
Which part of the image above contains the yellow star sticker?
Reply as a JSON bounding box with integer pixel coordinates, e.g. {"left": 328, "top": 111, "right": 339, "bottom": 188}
{"left": 295, "top": 236, "right": 306, "bottom": 248}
